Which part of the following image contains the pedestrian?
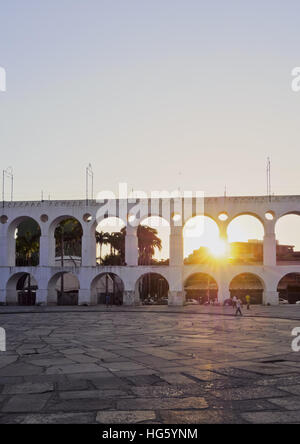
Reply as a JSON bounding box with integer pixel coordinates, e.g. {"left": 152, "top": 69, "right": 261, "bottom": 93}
{"left": 232, "top": 295, "right": 237, "bottom": 309}
{"left": 245, "top": 294, "right": 251, "bottom": 310}
{"left": 106, "top": 293, "right": 110, "bottom": 308}
{"left": 235, "top": 298, "right": 243, "bottom": 316}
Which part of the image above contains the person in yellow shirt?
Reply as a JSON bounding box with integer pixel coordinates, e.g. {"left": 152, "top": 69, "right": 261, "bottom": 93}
{"left": 245, "top": 294, "right": 251, "bottom": 310}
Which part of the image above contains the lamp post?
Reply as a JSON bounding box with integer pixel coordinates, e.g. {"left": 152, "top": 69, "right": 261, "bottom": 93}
{"left": 2, "top": 167, "right": 13, "bottom": 208}
{"left": 86, "top": 163, "right": 94, "bottom": 205}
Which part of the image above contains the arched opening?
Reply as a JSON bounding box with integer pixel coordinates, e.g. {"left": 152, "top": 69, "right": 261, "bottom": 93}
{"left": 277, "top": 273, "right": 300, "bottom": 304}
{"left": 139, "top": 217, "right": 169, "bottom": 265}
{"left": 48, "top": 272, "right": 80, "bottom": 306}
{"left": 275, "top": 214, "right": 300, "bottom": 264}
{"left": 6, "top": 273, "right": 38, "bottom": 305}
{"left": 184, "top": 273, "right": 218, "bottom": 305}
{"left": 227, "top": 215, "right": 264, "bottom": 264}
{"left": 49, "top": 217, "right": 83, "bottom": 267}
{"left": 135, "top": 273, "right": 169, "bottom": 305}
{"left": 91, "top": 273, "right": 124, "bottom": 305}
{"left": 8, "top": 217, "right": 41, "bottom": 266}
{"left": 183, "top": 216, "right": 224, "bottom": 264}
{"left": 229, "top": 273, "right": 264, "bottom": 305}
{"left": 96, "top": 217, "right": 125, "bottom": 265}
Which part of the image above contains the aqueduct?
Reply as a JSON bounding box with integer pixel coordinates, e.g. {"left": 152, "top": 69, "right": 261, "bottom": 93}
{"left": 1, "top": 195, "right": 300, "bottom": 306}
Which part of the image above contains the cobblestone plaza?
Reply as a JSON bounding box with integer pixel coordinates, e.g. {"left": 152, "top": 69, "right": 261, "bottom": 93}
{"left": 1, "top": 305, "right": 300, "bottom": 424}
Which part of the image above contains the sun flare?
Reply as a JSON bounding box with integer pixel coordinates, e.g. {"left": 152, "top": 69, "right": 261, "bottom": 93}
{"left": 208, "top": 239, "right": 227, "bottom": 258}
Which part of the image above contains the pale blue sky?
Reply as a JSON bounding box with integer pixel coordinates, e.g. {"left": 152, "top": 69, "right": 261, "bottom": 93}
{"left": 1, "top": 0, "right": 300, "bottom": 201}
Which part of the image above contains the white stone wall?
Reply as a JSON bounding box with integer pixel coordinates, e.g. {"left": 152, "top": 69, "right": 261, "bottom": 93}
{"left": 1, "top": 195, "right": 300, "bottom": 306}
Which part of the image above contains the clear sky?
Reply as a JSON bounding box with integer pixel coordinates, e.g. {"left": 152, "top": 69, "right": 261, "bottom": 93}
{"left": 1, "top": 0, "right": 300, "bottom": 202}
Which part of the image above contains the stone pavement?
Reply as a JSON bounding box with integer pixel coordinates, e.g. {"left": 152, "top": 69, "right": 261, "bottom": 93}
{"left": 1, "top": 305, "right": 300, "bottom": 423}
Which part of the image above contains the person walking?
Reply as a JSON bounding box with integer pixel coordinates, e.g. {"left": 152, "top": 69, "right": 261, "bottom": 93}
{"left": 245, "top": 294, "right": 251, "bottom": 310}
{"left": 232, "top": 295, "right": 237, "bottom": 309}
{"left": 235, "top": 298, "right": 243, "bottom": 316}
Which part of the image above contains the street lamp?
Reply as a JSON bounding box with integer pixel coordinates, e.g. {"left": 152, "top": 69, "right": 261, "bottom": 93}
{"left": 2, "top": 167, "right": 13, "bottom": 208}
{"left": 86, "top": 163, "right": 94, "bottom": 205}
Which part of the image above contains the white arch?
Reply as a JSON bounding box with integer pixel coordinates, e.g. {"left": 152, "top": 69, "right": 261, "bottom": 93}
{"left": 6, "top": 216, "right": 41, "bottom": 267}
{"left": 6, "top": 272, "right": 38, "bottom": 305}
{"left": 47, "top": 271, "right": 80, "bottom": 305}
{"left": 90, "top": 272, "right": 125, "bottom": 305}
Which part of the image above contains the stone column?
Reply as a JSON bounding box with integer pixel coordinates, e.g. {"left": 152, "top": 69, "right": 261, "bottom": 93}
{"left": 263, "top": 290, "right": 279, "bottom": 305}
{"left": 36, "top": 289, "right": 48, "bottom": 305}
{"left": 47, "top": 288, "right": 57, "bottom": 305}
{"left": 263, "top": 221, "right": 276, "bottom": 266}
{"left": 168, "top": 291, "right": 186, "bottom": 306}
{"left": 123, "top": 291, "right": 136, "bottom": 306}
{"left": 125, "top": 226, "right": 138, "bottom": 266}
{"left": 82, "top": 233, "right": 96, "bottom": 267}
{"left": 218, "top": 284, "right": 231, "bottom": 305}
{"left": 39, "top": 235, "right": 50, "bottom": 266}
{"left": 0, "top": 289, "right": 5, "bottom": 304}
{"left": 78, "top": 289, "right": 91, "bottom": 305}
{"left": 169, "top": 226, "right": 183, "bottom": 266}
{"left": 0, "top": 235, "right": 8, "bottom": 266}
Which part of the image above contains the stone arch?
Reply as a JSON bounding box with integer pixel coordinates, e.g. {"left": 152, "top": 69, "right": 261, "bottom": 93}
{"left": 135, "top": 272, "right": 170, "bottom": 305}
{"left": 184, "top": 272, "right": 219, "bottom": 304}
{"left": 7, "top": 216, "right": 41, "bottom": 266}
{"left": 95, "top": 216, "right": 126, "bottom": 265}
{"left": 6, "top": 272, "right": 38, "bottom": 305}
{"left": 183, "top": 215, "right": 224, "bottom": 263}
{"left": 275, "top": 213, "right": 300, "bottom": 264}
{"left": 138, "top": 216, "right": 170, "bottom": 265}
{"left": 47, "top": 271, "right": 80, "bottom": 305}
{"left": 277, "top": 273, "right": 300, "bottom": 304}
{"left": 227, "top": 214, "right": 265, "bottom": 264}
{"left": 90, "top": 272, "right": 125, "bottom": 305}
{"left": 229, "top": 272, "right": 265, "bottom": 305}
{"left": 48, "top": 215, "right": 83, "bottom": 266}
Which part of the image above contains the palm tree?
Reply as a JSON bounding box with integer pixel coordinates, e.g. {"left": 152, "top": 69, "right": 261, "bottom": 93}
{"left": 137, "top": 225, "right": 162, "bottom": 265}
{"left": 16, "top": 231, "right": 40, "bottom": 266}
{"left": 95, "top": 231, "right": 110, "bottom": 264}
{"left": 54, "top": 218, "right": 83, "bottom": 300}
{"left": 97, "top": 225, "right": 162, "bottom": 266}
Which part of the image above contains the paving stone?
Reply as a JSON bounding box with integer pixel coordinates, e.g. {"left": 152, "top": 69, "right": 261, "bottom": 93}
{"left": 96, "top": 410, "right": 156, "bottom": 424}
{"left": 0, "top": 363, "right": 43, "bottom": 377}
{"left": 159, "top": 409, "right": 243, "bottom": 424}
{"left": 277, "top": 385, "right": 300, "bottom": 396}
{"left": 1, "top": 412, "right": 96, "bottom": 424}
{"left": 117, "top": 396, "right": 208, "bottom": 410}
{"left": 56, "top": 379, "right": 89, "bottom": 391}
{"left": 47, "top": 398, "right": 115, "bottom": 412}
{"left": 182, "top": 369, "right": 227, "bottom": 382}
{"left": 123, "top": 374, "right": 165, "bottom": 386}
{"left": 45, "top": 363, "right": 106, "bottom": 375}
{"left": 29, "top": 358, "right": 75, "bottom": 367}
{"left": 211, "top": 386, "right": 287, "bottom": 401}
{"left": 222, "top": 399, "right": 279, "bottom": 412}
{"left": 68, "top": 354, "right": 99, "bottom": 364}
{"left": 101, "top": 362, "right": 147, "bottom": 372}
{"left": 159, "top": 373, "right": 198, "bottom": 385}
{"left": 2, "top": 382, "right": 54, "bottom": 395}
{"left": 241, "top": 410, "right": 300, "bottom": 424}
{"left": 131, "top": 386, "right": 185, "bottom": 398}
{"left": 1, "top": 393, "right": 52, "bottom": 413}
{"left": 0, "top": 376, "right": 24, "bottom": 385}
{"left": 60, "top": 389, "right": 130, "bottom": 400}
{"left": 268, "top": 397, "right": 300, "bottom": 411}
{"left": 0, "top": 356, "right": 18, "bottom": 369}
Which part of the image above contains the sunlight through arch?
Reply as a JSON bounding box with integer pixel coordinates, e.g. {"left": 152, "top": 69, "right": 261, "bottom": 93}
{"left": 183, "top": 216, "right": 224, "bottom": 263}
